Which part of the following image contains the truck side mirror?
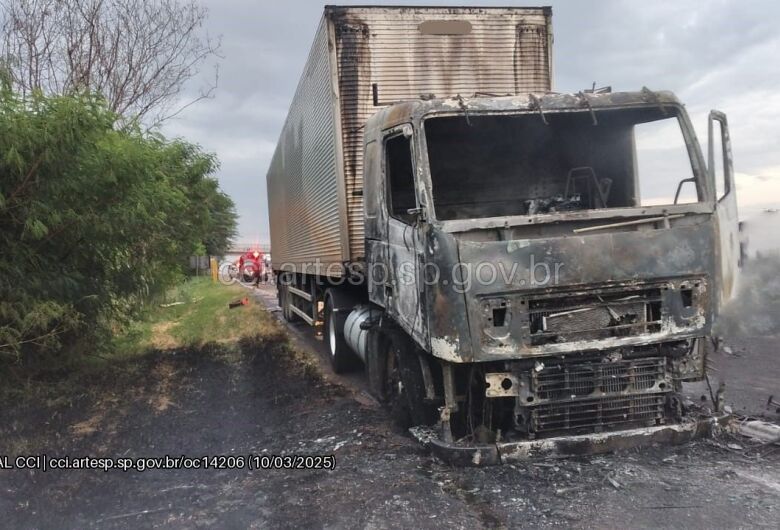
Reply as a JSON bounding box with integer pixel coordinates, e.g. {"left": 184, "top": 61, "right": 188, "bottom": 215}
{"left": 708, "top": 110, "right": 732, "bottom": 201}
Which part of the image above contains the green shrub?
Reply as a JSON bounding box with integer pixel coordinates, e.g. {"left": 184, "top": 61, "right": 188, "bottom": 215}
{"left": 0, "top": 87, "right": 236, "bottom": 359}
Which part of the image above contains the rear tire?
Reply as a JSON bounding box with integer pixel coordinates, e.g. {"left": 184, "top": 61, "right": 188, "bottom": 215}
{"left": 279, "top": 276, "right": 299, "bottom": 322}
{"left": 324, "top": 295, "right": 356, "bottom": 373}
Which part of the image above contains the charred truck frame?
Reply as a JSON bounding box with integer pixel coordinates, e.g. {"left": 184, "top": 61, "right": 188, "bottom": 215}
{"left": 266, "top": 6, "right": 739, "bottom": 463}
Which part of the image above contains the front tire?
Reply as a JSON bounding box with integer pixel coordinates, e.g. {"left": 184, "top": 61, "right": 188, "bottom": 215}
{"left": 370, "top": 329, "right": 436, "bottom": 429}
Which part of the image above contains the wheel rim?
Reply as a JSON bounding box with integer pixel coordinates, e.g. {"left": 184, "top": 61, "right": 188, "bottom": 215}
{"left": 328, "top": 309, "right": 337, "bottom": 356}
{"left": 387, "top": 344, "right": 402, "bottom": 399}
{"left": 385, "top": 343, "right": 409, "bottom": 424}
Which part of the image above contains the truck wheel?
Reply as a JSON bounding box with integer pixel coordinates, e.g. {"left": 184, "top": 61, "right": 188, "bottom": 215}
{"left": 279, "top": 278, "right": 299, "bottom": 323}
{"left": 324, "top": 295, "right": 356, "bottom": 373}
{"left": 374, "top": 330, "right": 435, "bottom": 429}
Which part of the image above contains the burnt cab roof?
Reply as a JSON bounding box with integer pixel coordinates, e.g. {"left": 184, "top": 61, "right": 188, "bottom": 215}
{"left": 365, "top": 89, "right": 684, "bottom": 133}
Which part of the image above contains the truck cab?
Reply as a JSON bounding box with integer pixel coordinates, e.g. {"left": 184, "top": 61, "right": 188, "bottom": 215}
{"left": 359, "top": 90, "right": 738, "bottom": 448}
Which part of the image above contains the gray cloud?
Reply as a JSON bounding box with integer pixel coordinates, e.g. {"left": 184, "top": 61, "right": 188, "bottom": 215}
{"left": 162, "top": 0, "right": 780, "bottom": 242}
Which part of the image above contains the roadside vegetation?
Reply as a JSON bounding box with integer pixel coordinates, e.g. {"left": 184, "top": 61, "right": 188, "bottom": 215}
{"left": 114, "top": 278, "right": 284, "bottom": 356}
{"left": 1, "top": 277, "right": 299, "bottom": 396}
{"left": 110, "top": 279, "right": 326, "bottom": 388}
{"left": 0, "top": 277, "right": 326, "bottom": 460}
{"left": 0, "top": 0, "right": 231, "bottom": 368}
{"left": 0, "top": 86, "right": 237, "bottom": 364}
{"left": 0, "top": 277, "right": 323, "bottom": 463}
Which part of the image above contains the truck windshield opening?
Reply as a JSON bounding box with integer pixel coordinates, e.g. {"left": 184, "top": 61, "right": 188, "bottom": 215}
{"left": 424, "top": 106, "right": 700, "bottom": 221}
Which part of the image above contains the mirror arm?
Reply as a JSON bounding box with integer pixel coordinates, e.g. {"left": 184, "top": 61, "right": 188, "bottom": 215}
{"left": 674, "top": 177, "right": 697, "bottom": 205}
{"left": 707, "top": 115, "right": 715, "bottom": 183}
{"left": 406, "top": 207, "right": 424, "bottom": 221}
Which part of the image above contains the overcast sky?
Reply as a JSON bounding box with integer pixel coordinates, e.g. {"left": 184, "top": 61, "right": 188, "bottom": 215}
{"left": 162, "top": 0, "right": 780, "bottom": 246}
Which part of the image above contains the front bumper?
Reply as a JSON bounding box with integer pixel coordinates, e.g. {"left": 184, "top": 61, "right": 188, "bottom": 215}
{"left": 411, "top": 414, "right": 728, "bottom": 466}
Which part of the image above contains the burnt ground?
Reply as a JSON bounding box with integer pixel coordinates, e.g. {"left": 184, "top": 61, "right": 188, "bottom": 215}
{"left": 0, "top": 285, "right": 778, "bottom": 529}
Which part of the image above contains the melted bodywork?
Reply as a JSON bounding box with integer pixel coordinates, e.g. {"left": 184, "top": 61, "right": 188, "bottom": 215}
{"left": 364, "top": 90, "right": 739, "bottom": 450}
{"left": 365, "top": 90, "right": 737, "bottom": 362}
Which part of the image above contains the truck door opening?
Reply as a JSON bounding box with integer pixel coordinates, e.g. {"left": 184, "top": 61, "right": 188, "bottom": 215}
{"left": 424, "top": 106, "right": 701, "bottom": 221}
{"left": 386, "top": 133, "right": 417, "bottom": 224}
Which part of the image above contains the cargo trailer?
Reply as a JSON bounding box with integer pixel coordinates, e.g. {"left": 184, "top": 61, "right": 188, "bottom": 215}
{"left": 265, "top": 5, "right": 739, "bottom": 464}
{"left": 267, "top": 5, "right": 553, "bottom": 273}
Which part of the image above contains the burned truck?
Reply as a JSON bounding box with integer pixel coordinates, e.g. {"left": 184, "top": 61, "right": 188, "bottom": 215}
{"left": 266, "top": 6, "right": 739, "bottom": 462}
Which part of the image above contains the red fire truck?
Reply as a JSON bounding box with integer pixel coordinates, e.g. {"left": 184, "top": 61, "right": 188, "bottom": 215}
{"left": 238, "top": 249, "right": 268, "bottom": 284}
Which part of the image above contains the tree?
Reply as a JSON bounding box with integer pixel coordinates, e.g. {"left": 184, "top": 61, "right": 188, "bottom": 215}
{"left": 0, "top": 86, "right": 236, "bottom": 359}
{"left": 200, "top": 180, "right": 238, "bottom": 257}
{"left": 0, "top": 0, "right": 220, "bottom": 125}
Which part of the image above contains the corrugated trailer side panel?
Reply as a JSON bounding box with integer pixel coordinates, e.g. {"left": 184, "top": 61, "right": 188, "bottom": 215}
{"left": 268, "top": 7, "right": 553, "bottom": 274}
{"left": 266, "top": 18, "right": 347, "bottom": 271}
{"left": 329, "top": 6, "right": 553, "bottom": 261}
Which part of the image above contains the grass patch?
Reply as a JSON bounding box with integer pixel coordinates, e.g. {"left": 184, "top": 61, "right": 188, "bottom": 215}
{"left": 0, "top": 279, "right": 337, "bottom": 458}
{"left": 114, "top": 278, "right": 284, "bottom": 356}
{"left": 0, "top": 278, "right": 322, "bottom": 407}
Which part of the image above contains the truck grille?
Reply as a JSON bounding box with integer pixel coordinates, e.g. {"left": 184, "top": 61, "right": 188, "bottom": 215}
{"left": 530, "top": 394, "right": 666, "bottom": 434}
{"left": 517, "top": 356, "right": 671, "bottom": 436}
{"left": 527, "top": 286, "right": 664, "bottom": 345}
{"left": 533, "top": 358, "right": 667, "bottom": 402}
